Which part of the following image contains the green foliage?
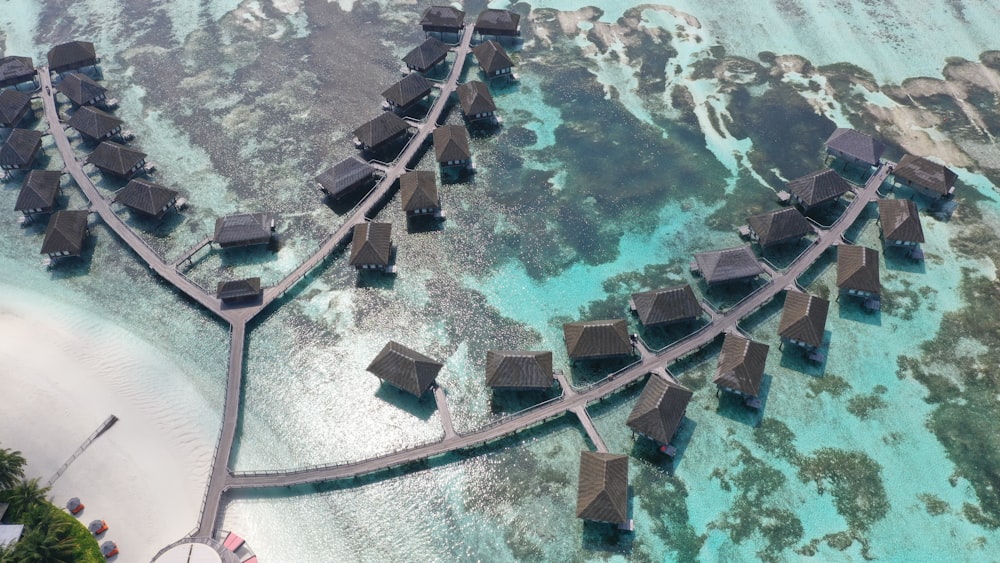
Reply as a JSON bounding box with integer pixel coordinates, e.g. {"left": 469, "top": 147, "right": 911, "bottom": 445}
{"left": 0, "top": 479, "right": 49, "bottom": 523}
{"left": 0, "top": 449, "right": 26, "bottom": 492}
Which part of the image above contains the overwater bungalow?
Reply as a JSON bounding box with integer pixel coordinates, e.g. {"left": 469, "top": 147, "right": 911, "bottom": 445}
{"left": 713, "top": 333, "right": 769, "bottom": 408}
{"left": 472, "top": 41, "right": 515, "bottom": 79}
{"left": 420, "top": 6, "right": 465, "bottom": 37}
{"left": 15, "top": 169, "right": 62, "bottom": 217}
{"left": 399, "top": 170, "right": 442, "bottom": 218}
{"left": 576, "top": 451, "right": 630, "bottom": 528}
{"left": 485, "top": 350, "right": 553, "bottom": 390}
{"left": 316, "top": 155, "right": 376, "bottom": 200}
{"left": 457, "top": 80, "right": 498, "bottom": 123}
{"left": 353, "top": 112, "right": 410, "bottom": 151}
{"left": 402, "top": 37, "right": 450, "bottom": 73}
{"left": 349, "top": 221, "right": 393, "bottom": 271}
{"left": 0, "top": 56, "right": 36, "bottom": 89}
{"left": 837, "top": 245, "right": 881, "bottom": 310}
{"left": 824, "top": 128, "right": 885, "bottom": 169}
{"left": 217, "top": 277, "right": 262, "bottom": 304}
{"left": 54, "top": 72, "right": 107, "bottom": 107}
{"left": 691, "top": 246, "right": 764, "bottom": 286}
{"left": 0, "top": 89, "right": 34, "bottom": 128}
{"left": 778, "top": 291, "right": 829, "bottom": 353}
{"left": 626, "top": 373, "right": 692, "bottom": 455}
{"left": 382, "top": 73, "right": 434, "bottom": 111}
{"left": 892, "top": 154, "right": 957, "bottom": 200}
{"left": 40, "top": 210, "right": 89, "bottom": 259}
{"left": 67, "top": 105, "right": 123, "bottom": 144}
{"left": 433, "top": 124, "right": 471, "bottom": 169}
{"left": 563, "top": 319, "right": 631, "bottom": 361}
{"left": 786, "top": 169, "right": 852, "bottom": 212}
{"left": 630, "top": 284, "right": 701, "bottom": 328}
{"left": 475, "top": 9, "right": 521, "bottom": 38}
{"left": 213, "top": 213, "right": 277, "bottom": 248}
{"left": 746, "top": 207, "right": 812, "bottom": 248}
{"left": 47, "top": 41, "right": 98, "bottom": 74}
{"left": 0, "top": 129, "right": 43, "bottom": 172}
{"left": 367, "top": 341, "right": 443, "bottom": 397}
{"left": 877, "top": 198, "right": 924, "bottom": 248}
{"left": 86, "top": 141, "right": 146, "bottom": 178}
{"left": 113, "top": 178, "right": 179, "bottom": 219}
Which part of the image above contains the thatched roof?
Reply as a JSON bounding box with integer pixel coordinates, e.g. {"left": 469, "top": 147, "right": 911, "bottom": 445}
{"left": 399, "top": 171, "right": 440, "bottom": 212}
{"left": 576, "top": 452, "right": 628, "bottom": 524}
{"left": 15, "top": 170, "right": 61, "bottom": 213}
{"left": 713, "top": 333, "right": 769, "bottom": 397}
{"left": 563, "top": 319, "right": 631, "bottom": 360}
{"left": 694, "top": 246, "right": 763, "bottom": 284}
{"left": 113, "top": 178, "right": 178, "bottom": 217}
{"left": 349, "top": 222, "right": 392, "bottom": 267}
{"left": 315, "top": 156, "right": 375, "bottom": 198}
{"left": 54, "top": 72, "right": 107, "bottom": 106}
{"left": 778, "top": 291, "right": 829, "bottom": 348}
{"left": 475, "top": 9, "right": 521, "bottom": 35}
{"left": 0, "top": 128, "right": 43, "bottom": 169}
{"left": 367, "top": 341, "right": 443, "bottom": 397}
{"left": 877, "top": 199, "right": 924, "bottom": 243}
{"left": 420, "top": 6, "right": 465, "bottom": 32}
{"left": 433, "top": 124, "right": 470, "bottom": 163}
{"left": 47, "top": 41, "right": 98, "bottom": 74}
{"left": 353, "top": 112, "right": 409, "bottom": 149}
{"left": 485, "top": 350, "right": 553, "bottom": 389}
{"left": 213, "top": 213, "right": 275, "bottom": 247}
{"left": 747, "top": 207, "right": 812, "bottom": 247}
{"left": 0, "top": 89, "right": 32, "bottom": 128}
{"left": 382, "top": 73, "right": 434, "bottom": 108}
{"left": 787, "top": 169, "right": 852, "bottom": 208}
{"left": 40, "top": 210, "right": 89, "bottom": 256}
{"left": 626, "top": 373, "right": 692, "bottom": 445}
{"left": 824, "top": 128, "right": 885, "bottom": 166}
{"left": 67, "top": 105, "right": 122, "bottom": 141}
{"left": 893, "top": 154, "right": 958, "bottom": 196}
{"left": 87, "top": 141, "right": 146, "bottom": 176}
{"left": 837, "top": 245, "right": 880, "bottom": 295}
{"left": 402, "top": 38, "right": 450, "bottom": 72}
{"left": 217, "top": 278, "right": 262, "bottom": 301}
{"left": 631, "top": 285, "right": 700, "bottom": 327}
{"left": 0, "top": 56, "right": 35, "bottom": 88}
{"left": 457, "top": 80, "right": 496, "bottom": 116}
{"left": 472, "top": 41, "right": 514, "bottom": 75}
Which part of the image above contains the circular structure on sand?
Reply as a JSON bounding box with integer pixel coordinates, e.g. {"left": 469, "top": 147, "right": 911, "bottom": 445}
{"left": 154, "top": 542, "right": 224, "bottom": 563}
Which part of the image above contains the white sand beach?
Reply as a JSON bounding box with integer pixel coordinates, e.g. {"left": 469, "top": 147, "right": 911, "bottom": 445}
{"left": 0, "top": 286, "right": 217, "bottom": 561}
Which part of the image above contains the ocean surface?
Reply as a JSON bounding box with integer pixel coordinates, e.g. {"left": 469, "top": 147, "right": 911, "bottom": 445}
{"left": 3, "top": 0, "right": 1000, "bottom": 560}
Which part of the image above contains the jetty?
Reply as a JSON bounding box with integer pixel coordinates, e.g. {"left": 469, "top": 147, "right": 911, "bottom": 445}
{"left": 46, "top": 415, "right": 117, "bottom": 486}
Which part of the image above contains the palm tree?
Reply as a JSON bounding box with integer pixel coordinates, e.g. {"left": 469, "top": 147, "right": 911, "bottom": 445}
{"left": 0, "top": 448, "right": 26, "bottom": 491}
{"left": 0, "top": 478, "right": 49, "bottom": 522}
{"left": 11, "top": 509, "right": 76, "bottom": 563}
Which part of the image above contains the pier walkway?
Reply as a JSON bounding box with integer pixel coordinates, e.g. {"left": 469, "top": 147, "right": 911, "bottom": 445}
{"left": 570, "top": 406, "right": 608, "bottom": 453}
{"left": 172, "top": 236, "right": 213, "bottom": 268}
{"left": 46, "top": 415, "right": 118, "bottom": 487}
{"left": 433, "top": 386, "right": 457, "bottom": 439}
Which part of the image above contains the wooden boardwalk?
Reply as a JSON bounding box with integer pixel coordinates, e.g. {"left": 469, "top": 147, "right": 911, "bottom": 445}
{"left": 433, "top": 386, "right": 457, "bottom": 439}
{"left": 570, "top": 406, "right": 608, "bottom": 453}
{"left": 171, "top": 236, "right": 212, "bottom": 268}
{"left": 46, "top": 414, "right": 118, "bottom": 487}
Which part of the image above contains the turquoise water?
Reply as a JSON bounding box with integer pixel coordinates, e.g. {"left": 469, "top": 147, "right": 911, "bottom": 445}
{"left": 3, "top": 1, "right": 1000, "bottom": 561}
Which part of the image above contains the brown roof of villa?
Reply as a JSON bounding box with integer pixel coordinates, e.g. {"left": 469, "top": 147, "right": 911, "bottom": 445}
{"left": 40, "top": 210, "right": 89, "bottom": 256}
{"left": 420, "top": 6, "right": 466, "bottom": 32}
{"left": 472, "top": 41, "right": 514, "bottom": 75}
{"left": 432, "top": 124, "right": 471, "bottom": 163}
{"left": 475, "top": 9, "right": 521, "bottom": 36}
{"left": 563, "top": 319, "right": 631, "bottom": 360}
{"left": 747, "top": 207, "right": 812, "bottom": 247}
{"left": 824, "top": 128, "right": 885, "bottom": 166}
{"left": 0, "top": 89, "right": 33, "bottom": 128}
{"left": 485, "top": 350, "right": 553, "bottom": 389}
{"left": 86, "top": 141, "right": 146, "bottom": 176}
{"left": 367, "top": 341, "right": 443, "bottom": 397}
{"left": 777, "top": 291, "right": 829, "bottom": 348}
{"left": 893, "top": 154, "right": 958, "bottom": 196}
{"left": 712, "top": 333, "right": 769, "bottom": 397}
{"left": 0, "top": 128, "right": 43, "bottom": 169}
{"left": 631, "top": 285, "right": 701, "bottom": 327}
{"left": 382, "top": 73, "right": 434, "bottom": 108}
{"left": 53, "top": 72, "right": 107, "bottom": 106}
{"left": 353, "top": 112, "right": 410, "bottom": 150}
{"left": 0, "top": 56, "right": 35, "bottom": 88}
{"left": 787, "top": 169, "right": 852, "bottom": 208}
{"left": 576, "top": 452, "right": 629, "bottom": 524}
{"left": 694, "top": 246, "right": 764, "bottom": 284}
{"left": 216, "top": 278, "right": 262, "bottom": 302}
{"left": 47, "top": 41, "right": 98, "bottom": 74}
{"left": 626, "top": 374, "right": 692, "bottom": 445}
{"left": 399, "top": 171, "right": 440, "bottom": 212}
{"left": 213, "top": 213, "right": 276, "bottom": 247}
{"left": 877, "top": 199, "right": 924, "bottom": 243}
{"left": 349, "top": 222, "right": 392, "bottom": 267}
{"left": 837, "top": 245, "right": 881, "bottom": 295}
{"left": 113, "top": 178, "right": 178, "bottom": 217}
{"left": 457, "top": 80, "right": 496, "bottom": 116}
{"left": 402, "top": 37, "right": 450, "bottom": 72}
{"left": 315, "top": 155, "right": 376, "bottom": 199}
{"left": 15, "top": 170, "right": 62, "bottom": 213}
{"left": 67, "top": 105, "right": 123, "bottom": 141}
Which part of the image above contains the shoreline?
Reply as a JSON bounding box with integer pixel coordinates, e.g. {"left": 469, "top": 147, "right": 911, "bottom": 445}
{"left": 0, "top": 285, "right": 216, "bottom": 561}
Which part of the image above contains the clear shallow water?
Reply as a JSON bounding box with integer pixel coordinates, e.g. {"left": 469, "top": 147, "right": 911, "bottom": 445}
{"left": 3, "top": 1, "right": 1000, "bottom": 561}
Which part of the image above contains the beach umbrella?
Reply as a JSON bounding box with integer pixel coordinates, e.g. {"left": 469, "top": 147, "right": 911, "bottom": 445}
{"left": 101, "top": 540, "right": 118, "bottom": 557}
{"left": 66, "top": 497, "right": 84, "bottom": 514}
{"left": 89, "top": 519, "right": 108, "bottom": 535}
